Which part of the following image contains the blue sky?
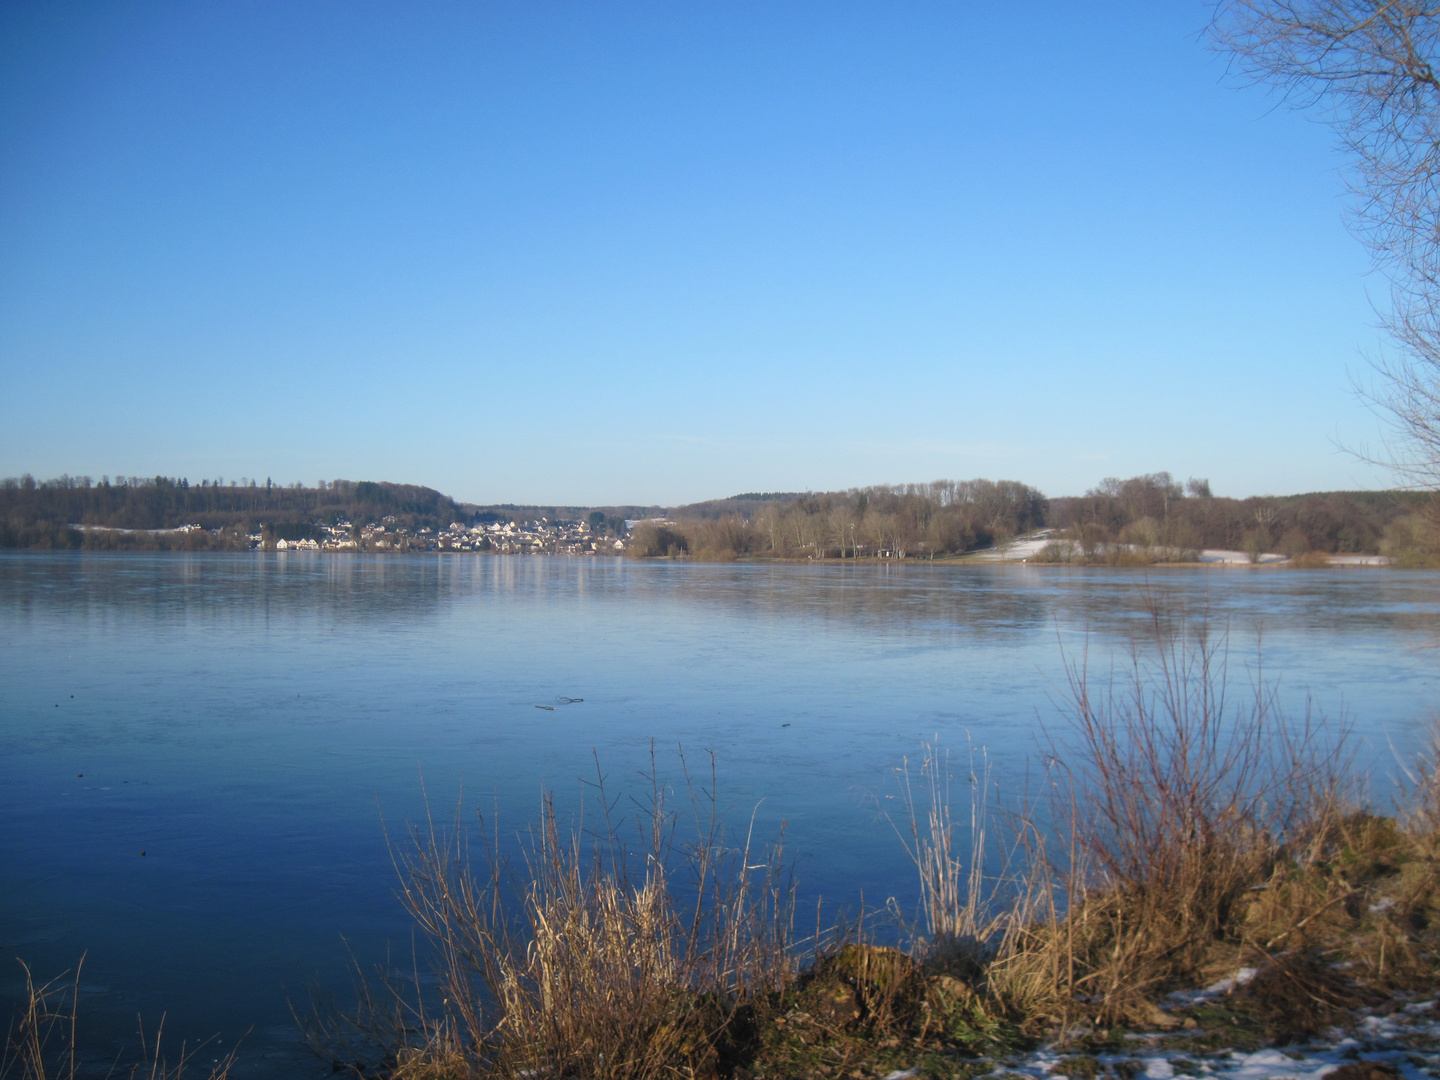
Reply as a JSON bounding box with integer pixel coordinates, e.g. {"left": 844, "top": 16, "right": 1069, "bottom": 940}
{"left": 0, "top": 1, "right": 1402, "bottom": 505}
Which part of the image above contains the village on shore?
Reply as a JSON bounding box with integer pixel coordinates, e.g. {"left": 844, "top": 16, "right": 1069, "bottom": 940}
{"left": 266, "top": 516, "right": 630, "bottom": 554}
{"left": 262, "top": 521, "right": 1393, "bottom": 565}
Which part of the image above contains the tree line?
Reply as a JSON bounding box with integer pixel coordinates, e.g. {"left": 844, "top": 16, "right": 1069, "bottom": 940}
{"left": 631, "top": 480, "right": 1049, "bottom": 560}
{"left": 1047, "top": 473, "right": 1437, "bottom": 566}
{"left": 2, "top": 470, "right": 1434, "bottom": 562}
{"left": 0, "top": 474, "right": 464, "bottom": 550}
{"left": 633, "top": 473, "right": 1436, "bottom": 563}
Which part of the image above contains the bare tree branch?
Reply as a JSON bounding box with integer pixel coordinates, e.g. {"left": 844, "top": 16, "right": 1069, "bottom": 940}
{"left": 1213, "top": 1, "right": 1440, "bottom": 486}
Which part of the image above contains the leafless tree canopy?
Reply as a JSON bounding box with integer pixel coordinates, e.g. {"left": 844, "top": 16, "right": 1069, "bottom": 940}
{"left": 1213, "top": 1, "right": 1440, "bottom": 486}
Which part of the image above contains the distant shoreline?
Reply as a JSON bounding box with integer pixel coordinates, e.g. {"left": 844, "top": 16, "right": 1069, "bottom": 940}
{"left": 5, "top": 472, "right": 1432, "bottom": 563}
{"left": 3, "top": 546, "right": 1408, "bottom": 569}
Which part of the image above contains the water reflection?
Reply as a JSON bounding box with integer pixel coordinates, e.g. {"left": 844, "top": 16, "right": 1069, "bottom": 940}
{"left": 4, "top": 553, "right": 1435, "bottom": 639}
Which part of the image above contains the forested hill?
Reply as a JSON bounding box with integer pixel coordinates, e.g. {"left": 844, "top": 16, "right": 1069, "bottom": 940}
{"left": 462, "top": 502, "right": 665, "bottom": 523}
{"left": 647, "top": 475, "right": 1434, "bottom": 561}
{"left": 1, "top": 470, "right": 1433, "bottom": 559}
{"left": 670, "top": 492, "right": 807, "bottom": 519}
{"left": 1048, "top": 479, "right": 1434, "bottom": 557}
{"left": 0, "top": 475, "right": 463, "bottom": 549}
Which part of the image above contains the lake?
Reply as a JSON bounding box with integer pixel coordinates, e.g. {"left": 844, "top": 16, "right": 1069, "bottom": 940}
{"left": 1, "top": 552, "right": 1437, "bottom": 1077}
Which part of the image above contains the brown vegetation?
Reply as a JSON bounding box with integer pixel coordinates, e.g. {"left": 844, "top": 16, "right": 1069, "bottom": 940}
{"left": 1382, "top": 509, "right": 1440, "bottom": 567}
{"left": 1049, "top": 473, "right": 1431, "bottom": 560}
{"left": 645, "top": 480, "right": 1049, "bottom": 561}
{"left": 304, "top": 753, "right": 801, "bottom": 1080}
{"left": 625, "top": 522, "right": 692, "bottom": 559}
{"left": 1, "top": 957, "right": 235, "bottom": 1080}
{"left": 642, "top": 474, "right": 1432, "bottom": 563}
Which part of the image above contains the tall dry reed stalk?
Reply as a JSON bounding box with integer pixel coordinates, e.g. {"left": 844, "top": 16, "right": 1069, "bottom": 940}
{"left": 889, "top": 741, "right": 1048, "bottom": 975}
{"left": 364, "top": 747, "right": 800, "bottom": 1080}
{"left": 894, "top": 599, "right": 1351, "bottom": 1031}
{"left": 2, "top": 957, "right": 236, "bottom": 1080}
{"left": 2, "top": 961, "right": 80, "bottom": 1080}
{"left": 1395, "top": 709, "right": 1440, "bottom": 842}
{"left": 1033, "top": 604, "right": 1347, "bottom": 1024}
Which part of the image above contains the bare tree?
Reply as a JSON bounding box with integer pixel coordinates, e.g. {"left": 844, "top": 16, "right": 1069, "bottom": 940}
{"left": 1212, "top": 1, "right": 1440, "bottom": 486}
{"left": 1381, "top": 293, "right": 1440, "bottom": 482}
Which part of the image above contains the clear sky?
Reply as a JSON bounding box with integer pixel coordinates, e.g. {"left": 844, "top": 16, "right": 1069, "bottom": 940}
{"left": 0, "top": 1, "right": 1405, "bottom": 505}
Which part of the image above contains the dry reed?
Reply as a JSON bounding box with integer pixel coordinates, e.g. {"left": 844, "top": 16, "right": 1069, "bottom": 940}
{"left": 348, "top": 747, "right": 800, "bottom": 1080}
{"left": 2, "top": 956, "right": 237, "bottom": 1080}
{"left": 895, "top": 600, "right": 1364, "bottom": 1034}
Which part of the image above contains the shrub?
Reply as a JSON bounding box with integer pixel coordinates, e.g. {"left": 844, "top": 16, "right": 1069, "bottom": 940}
{"left": 1047, "top": 612, "right": 1346, "bottom": 1020}
{"left": 1241, "top": 529, "right": 1269, "bottom": 564}
{"left": 1381, "top": 510, "right": 1440, "bottom": 568}
{"left": 625, "top": 522, "right": 691, "bottom": 559}
{"left": 1279, "top": 528, "right": 1312, "bottom": 559}
{"left": 337, "top": 753, "right": 799, "bottom": 1079}
{"left": 891, "top": 603, "right": 1355, "bottom": 1033}
{"left": 1118, "top": 517, "right": 1161, "bottom": 548}
{"left": 1032, "top": 540, "right": 1078, "bottom": 563}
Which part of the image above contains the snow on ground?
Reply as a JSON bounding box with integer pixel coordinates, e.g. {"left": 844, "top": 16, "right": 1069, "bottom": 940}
{"left": 966, "top": 532, "right": 1058, "bottom": 561}
{"left": 1326, "top": 554, "right": 1392, "bottom": 567}
{"left": 880, "top": 995, "right": 1440, "bottom": 1080}
{"left": 1164, "top": 969, "right": 1261, "bottom": 1008}
{"left": 1198, "top": 550, "right": 1287, "bottom": 565}
{"left": 1187, "top": 550, "right": 1390, "bottom": 566}
{"left": 962, "top": 533, "right": 1392, "bottom": 567}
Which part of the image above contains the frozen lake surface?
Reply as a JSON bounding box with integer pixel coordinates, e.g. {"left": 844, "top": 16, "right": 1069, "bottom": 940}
{"left": 1, "top": 552, "right": 1436, "bottom": 1076}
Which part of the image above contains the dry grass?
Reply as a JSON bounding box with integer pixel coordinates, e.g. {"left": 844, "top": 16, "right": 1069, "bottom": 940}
{"left": 893, "top": 601, "right": 1440, "bottom": 1051}
{"left": 1, "top": 956, "right": 236, "bottom": 1080}
{"left": 1, "top": 962, "right": 81, "bottom": 1080}
{"left": 323, "top": 748, "right": 802, "bottom": 1080}
{"left": 1035, "top": 609, "right": 1347, "bottom": 1021}
{"left": 886, "top": 602, "right": 1357, "bottom": 1033}
{"left": 891, "top": 742, "right": 1001, "bottom": 963}
{"left": 888, "top": 742, "right": 1053, "bottom": 988}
